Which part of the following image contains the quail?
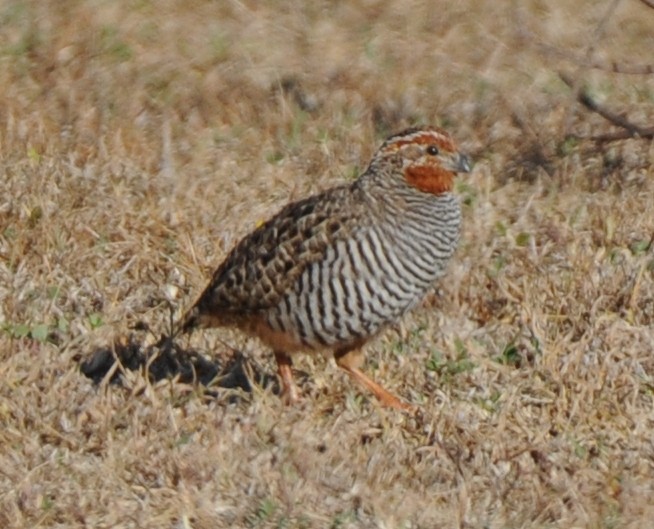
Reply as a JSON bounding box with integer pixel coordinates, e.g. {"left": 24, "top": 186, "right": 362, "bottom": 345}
{"left": 180, "top": 126, "right": 471, "bottom": 410}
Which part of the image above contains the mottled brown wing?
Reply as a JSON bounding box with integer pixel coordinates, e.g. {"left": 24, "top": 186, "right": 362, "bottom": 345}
{"left": 187, "top": 183, "right": 365, "bottom": 326}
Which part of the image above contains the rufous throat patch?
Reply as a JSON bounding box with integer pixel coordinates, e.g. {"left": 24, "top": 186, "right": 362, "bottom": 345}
{"left": 404, "top": 164, "right": 454, "bottom": 195}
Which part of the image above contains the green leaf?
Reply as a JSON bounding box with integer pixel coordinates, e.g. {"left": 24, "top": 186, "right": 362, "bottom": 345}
{"left": 12, "top": 324, "right": 30, "bottom": 338}
{"left": 30, "top": 324, "right": 50, "bottom": 343}
{"left": 346, "top": 165, "right": 360, "bottom": 180}
{"left": 88, "top": 313, "right": 104, "bottom": 329}
{"left": 630, "top": 240, "right": 650, "bottom": 256}
{"left": 266, "top": 151, "right": 284, "bottom": 164}
{"left": 557, "top": 136, "right": 579, "bottom": 156}
{"left": 27, "top": 147, "right": 41, "bottom": 163}
{"left": 57, "top": 317, "right": 69, "bottom": 333}
{"left": 426, "top": 350, "right": 445, "bottom": 372}
{"left": 28, "top": 205, "right": 43, "bottom": 227}
{"left": 426, "top": 349, "right": 475, "bottom": 377}
{"left": 497, "top": 343, "right": 520, "bottom": 366}
{"left": 47, "top": 285, "right": 61, "bottom": 300}
{"left": 454, "top": 337, "right": 467, "bottom": 355}
{"left": 515, "top": 232, "right": 531, "bottom": 247}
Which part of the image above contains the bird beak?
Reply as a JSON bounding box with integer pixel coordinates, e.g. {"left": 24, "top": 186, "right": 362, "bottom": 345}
{"left": 450, "top": 153, "right": 472, "bottom": 174}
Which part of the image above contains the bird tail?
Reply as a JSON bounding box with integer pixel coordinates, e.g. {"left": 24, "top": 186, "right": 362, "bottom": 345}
{"left": 175, "top": 306, "right": 200, "bottom": 337}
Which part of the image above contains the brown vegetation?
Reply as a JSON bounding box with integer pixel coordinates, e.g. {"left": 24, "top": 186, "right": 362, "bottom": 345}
{"left": 1, "top": 1, "right": 653, "bottom": 527}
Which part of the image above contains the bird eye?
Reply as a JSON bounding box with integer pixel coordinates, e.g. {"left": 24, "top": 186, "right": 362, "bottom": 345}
{"left": 426, "top": 145, "right": 439, "bottom": 156}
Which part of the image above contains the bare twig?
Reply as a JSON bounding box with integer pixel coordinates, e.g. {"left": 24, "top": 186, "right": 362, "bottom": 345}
{"left": 574, "top": 128, "right": 654, "bottom": 143}
{"left": 559, "top": 71, "right": 654, "bottom": 142}
{"left": 583, "top": 58, "right": 653, "bottom": 75}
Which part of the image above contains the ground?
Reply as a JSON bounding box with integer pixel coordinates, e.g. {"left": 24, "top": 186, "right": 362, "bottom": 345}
{"left": 1, "top": 1, "right": 654, "bottom": 528}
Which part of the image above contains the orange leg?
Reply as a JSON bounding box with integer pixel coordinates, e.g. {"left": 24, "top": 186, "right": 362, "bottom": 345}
{"left": 274, "top": 351, "right": 300, "bottom": 404}
{"left": 334, "top": 348, "right": 415, "bottom": 413}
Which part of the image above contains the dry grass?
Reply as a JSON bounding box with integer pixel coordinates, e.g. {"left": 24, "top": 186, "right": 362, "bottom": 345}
{"left": 1, "top": 1, "right": 654, "bottom": 527}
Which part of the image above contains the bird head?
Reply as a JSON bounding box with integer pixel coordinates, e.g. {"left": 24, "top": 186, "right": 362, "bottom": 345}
{"left": 375, "top": 126, "right": 471, "bottom": 195}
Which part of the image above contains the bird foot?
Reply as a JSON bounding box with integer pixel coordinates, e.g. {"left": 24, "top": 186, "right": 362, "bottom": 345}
{"left": 275, "top": 351, "right": 302, "bottom": 405}
{"left": 337, "top": 362, "right": 416, "bottom": 414}
{"left": 376, "top": 390, "right": 417, "bottom": 414}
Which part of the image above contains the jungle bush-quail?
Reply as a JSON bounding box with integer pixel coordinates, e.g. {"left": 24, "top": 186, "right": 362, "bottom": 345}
{"left": 180, "top": 126, "right": 471, "bottom": 410}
